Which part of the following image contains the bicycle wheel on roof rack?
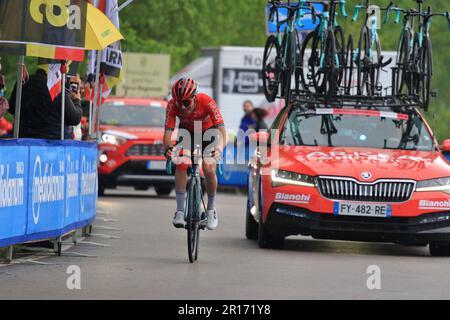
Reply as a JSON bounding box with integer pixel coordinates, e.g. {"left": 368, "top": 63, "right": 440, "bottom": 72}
{"left": 420, "top": 38, "right": 432, "bottom": 111}
{"left": 343, "top": 35, "right": 354, "bottom": 95}
{"left": 311, "top": 30, "right": 327, "bottom": 95}
{"left": 299, "top": 29, "right": 320, "bottom": 93}
{"left": 334, "top": 26, "right": 345, "bottom": 92}
{"left": 262, "top": 35, "right": 282, "bottom": 102}
{"left": 368, "top": 37, "right": 382, "bottom": 96}
{"left": 356, "top": 26, "right": 370, "bottom": 96}
{"left": 408, "top": 33, "right": 422, "bottom": 97}
{"left": 395, "top": 31, "right": 410, "bottom": 95}
{"left": 322, "top": 30, "right": 339, "bottom": 97}
{"left": 280, "top": 30, "right": 298, "bottom": 101}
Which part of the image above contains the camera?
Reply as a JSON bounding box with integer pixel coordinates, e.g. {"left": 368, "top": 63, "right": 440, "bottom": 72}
{"left": 66, "top": 75, "right": 79, "bottom": 94}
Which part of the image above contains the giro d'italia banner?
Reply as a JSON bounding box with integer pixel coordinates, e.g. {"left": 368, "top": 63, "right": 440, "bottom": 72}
{"left": 0, "top": 0, "right": 88, "bottom": 61}
{"left": 0, "top": 139, "right": 97, "bottom": 247}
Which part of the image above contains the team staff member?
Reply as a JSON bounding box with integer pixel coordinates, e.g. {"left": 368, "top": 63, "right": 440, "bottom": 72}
{"left": 164, "top": 78, "right": 227, "bottom": 230}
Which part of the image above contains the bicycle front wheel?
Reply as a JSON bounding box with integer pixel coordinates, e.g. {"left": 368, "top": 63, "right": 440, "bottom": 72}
{"left": 262, "top": 36, "right": 282, "bottom": 102}
{"left": 187, "top": 177, "right": 200, "bottom": 263}
{"left": 420, "top": 38, "right": 432, "bottom": 110}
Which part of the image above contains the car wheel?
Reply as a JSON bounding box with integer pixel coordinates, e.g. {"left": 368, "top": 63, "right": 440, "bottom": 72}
{"left": 155, "top": 186, "right": 172, "bottom": 196}
{"left": 257, "top": 179, "right": 284, "bottom": 249}
{"left": 429, "top": 243, "right": 450, "bottom": 257}
{"left": 245, "top": 199, "right": 258, "bottom": 240}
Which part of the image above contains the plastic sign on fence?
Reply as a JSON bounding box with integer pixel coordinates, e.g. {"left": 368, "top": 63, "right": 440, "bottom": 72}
{"left": 27, "top": 144, "right": 66, "bottom": 238}
{"left": 0, "top": 140, "right": 98, "bottom": 247}
{"left": 266, "top": 2, "right": 324, "bottom": 35}
{"left": 0, "top": 144, "right": 28, "bottom": 247}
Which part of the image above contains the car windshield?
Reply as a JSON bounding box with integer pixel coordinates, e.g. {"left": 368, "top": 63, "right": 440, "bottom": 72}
{"left": 280, "top": 108, "right": 434, "bottom": 151}
{"left": 100, "top": 103, "right": 166, "bottom": 127}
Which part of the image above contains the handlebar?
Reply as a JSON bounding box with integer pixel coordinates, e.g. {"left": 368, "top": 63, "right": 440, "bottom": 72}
{"left": 384, "top": 5, "right": 404, "bottom": 24}
{"left": 340, "top": 0, "right": 348, "bottom": 18}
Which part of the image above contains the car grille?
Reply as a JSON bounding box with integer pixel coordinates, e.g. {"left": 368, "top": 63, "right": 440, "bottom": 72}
{"left": 126, "top": 144, "right": 165, "bottom": 157}
{"left": 317, "top": 177, "right": 416, "bottom": 202}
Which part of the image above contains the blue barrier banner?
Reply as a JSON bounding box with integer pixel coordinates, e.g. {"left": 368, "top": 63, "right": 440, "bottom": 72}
{"left": 218, "top": 142, "right": 253, "bottom": 187}
{"left": 64, "top": 145, "right": 81, "bottom": 230}
{"left": 27, "top": 145, "right": 66, "bottom": 237}
{"left": 79, "top": 145, "right": 98, "bottom": 225}
{"left": 0, "top": 139, "right": 98, "bottom": 247}
{"left": 0, "top": 145, "right": 28, "bottom": 246}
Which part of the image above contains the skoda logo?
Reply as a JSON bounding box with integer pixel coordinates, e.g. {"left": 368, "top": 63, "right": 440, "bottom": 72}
{"left": 361, "top": 172, "right": 372, "bottom": 180}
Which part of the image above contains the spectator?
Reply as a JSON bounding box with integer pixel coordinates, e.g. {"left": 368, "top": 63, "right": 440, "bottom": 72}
{"left": 239, "top": 100, "right": 256, "bottom": 133}
{"left": 251, "top": 108, "right": 269, "bottom": 131}
{"left": 9, "top": 67, "right": 82, "bottom": 140}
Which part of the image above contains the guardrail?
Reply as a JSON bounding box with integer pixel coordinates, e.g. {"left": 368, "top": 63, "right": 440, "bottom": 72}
{"left": 0, "top": 139, "right": 98, "bottom": 260}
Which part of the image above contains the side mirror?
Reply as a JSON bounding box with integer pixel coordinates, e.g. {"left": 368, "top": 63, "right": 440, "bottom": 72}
{"left": 442, "top": 139, "right": 450, "bottom": 152}
{"left": 249, "top": 131, "right": 270, "bottom": 145}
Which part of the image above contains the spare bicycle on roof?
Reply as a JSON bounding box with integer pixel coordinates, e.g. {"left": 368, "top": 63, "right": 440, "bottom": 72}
{"left": 262, "top": 0, "right": 450, "bottom": 111}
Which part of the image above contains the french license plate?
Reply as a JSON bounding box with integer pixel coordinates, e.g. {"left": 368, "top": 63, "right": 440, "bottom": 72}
{"left": 146, "top": 160, "right": 166, "bottom": 171}
{"left": 334, "top": 202, "right": 392, "bottom": 218}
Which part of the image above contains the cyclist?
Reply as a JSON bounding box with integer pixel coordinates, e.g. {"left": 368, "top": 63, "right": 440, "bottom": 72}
{"left": 164, "top": 78, "right": 227, "bottom": 230}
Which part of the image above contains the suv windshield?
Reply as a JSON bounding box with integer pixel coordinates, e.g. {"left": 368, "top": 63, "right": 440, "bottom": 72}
{"left": 100, "top": 104, "right": 165, "bottom": 127}
{"left": 280, "top": 108, "right": 434, "bottom": 151}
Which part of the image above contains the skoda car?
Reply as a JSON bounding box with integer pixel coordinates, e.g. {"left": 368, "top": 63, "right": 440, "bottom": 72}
{"left": 246, "top": 102, "right": 450, "bottom": 256}
{"left": 98, "top": 97, "right": 174, "bottom": 196}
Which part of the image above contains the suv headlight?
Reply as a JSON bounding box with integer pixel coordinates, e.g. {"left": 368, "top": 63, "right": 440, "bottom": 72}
{"left": 271, "top": 169, "right": 316, "bottom": 187}
{"left": 101, "top": 133, "right": 127, "bottom": 146}
{"left": 416, "top": 177, "right": 450, "bottom": 194}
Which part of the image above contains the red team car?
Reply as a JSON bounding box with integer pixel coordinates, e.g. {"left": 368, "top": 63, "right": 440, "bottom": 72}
{"left": 98, "top": 97, "right": 174, "bottom": 196}
{"left": 246, "top": 101, "right": 450, "bottom": 256}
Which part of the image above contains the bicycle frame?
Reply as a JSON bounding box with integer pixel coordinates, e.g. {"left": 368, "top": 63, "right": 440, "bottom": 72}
{"left": 317, "top": 1, "right": 347, "bottom": 69}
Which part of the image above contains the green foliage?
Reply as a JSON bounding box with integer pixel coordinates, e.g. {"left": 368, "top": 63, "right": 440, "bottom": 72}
{"left": 1, "top": 0, "right": 449, "bottom": 140}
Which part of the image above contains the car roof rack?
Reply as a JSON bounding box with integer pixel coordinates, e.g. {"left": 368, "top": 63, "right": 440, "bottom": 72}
{"left": 290, "top": 91, "right": 424, "bottom": 112}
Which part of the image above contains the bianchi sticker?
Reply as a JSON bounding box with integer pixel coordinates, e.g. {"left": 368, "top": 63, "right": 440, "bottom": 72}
{"left": 419, "top": 200, "right": 450, "bottom": 210}
{"left": 275, "top": 193, "right": 311, "bottom": 204}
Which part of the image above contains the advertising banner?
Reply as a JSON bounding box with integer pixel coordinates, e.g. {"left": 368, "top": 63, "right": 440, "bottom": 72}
{"left": 27, "top": 144, "right": 66, "bottom": 238}
{"left": 0, "top": 140, "right": 97, "bottom": 247}
{"left": 64, "top": 145, "right": 81, "bottom": 230}
{"left": 0, "top": 144, "right": 28, "bottom": 246}
{"left": 79, "top": 144, "right": 98, "bottom": 224}
{"left": 0, "top": 0, "right": 88, "bottom": 60}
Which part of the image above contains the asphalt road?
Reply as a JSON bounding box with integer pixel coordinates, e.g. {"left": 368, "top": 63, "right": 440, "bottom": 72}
{"left": 1, "top": 188, "right": 450, "bottom": 300}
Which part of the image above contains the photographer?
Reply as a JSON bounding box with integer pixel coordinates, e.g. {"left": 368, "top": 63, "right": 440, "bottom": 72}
{"left": 9, "top": 66, "right": 82, "bottom": 140}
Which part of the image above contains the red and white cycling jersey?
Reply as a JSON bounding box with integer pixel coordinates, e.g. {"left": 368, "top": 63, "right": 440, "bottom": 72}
{"left": 165, "top": 93, "right": 225, "bottom": 132}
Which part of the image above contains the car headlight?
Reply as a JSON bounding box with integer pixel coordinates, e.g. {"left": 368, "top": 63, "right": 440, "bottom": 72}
{"left": 101, "top": 133, "right": 127, "bottom": 146}
{"left": 416, "top": 177, "right": 450, "bottom": 194}
{"left": 271, "top": 169, "right": 316, "bottom": 188}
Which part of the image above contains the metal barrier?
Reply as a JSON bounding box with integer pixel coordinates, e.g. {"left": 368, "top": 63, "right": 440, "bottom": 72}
{"left": 0, "top": 139, "right": 98, "bottom": 261}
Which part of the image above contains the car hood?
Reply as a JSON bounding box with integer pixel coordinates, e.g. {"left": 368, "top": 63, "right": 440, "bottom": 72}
{"left": 274, "top": 146, "right": 450, "bottom": 182}
{"left": 100, "top": 125, "right": 165, "bottom": 141}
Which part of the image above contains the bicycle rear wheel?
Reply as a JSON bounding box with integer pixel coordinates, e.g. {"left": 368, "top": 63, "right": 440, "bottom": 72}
{"left": 356, "top": 27, "right": 370, "bottom": 96}
{"left": 396, "top": 31, "right": 410, "bottom": 94}
{"left": 368, "top": 37, "right": 381, "bottom": 96}
{"left": 420, "top": 38, "right": 432, "bottom": 110}
{"left": 299, "top": 30, "right": 320, "bottom": 93}
{"left": 343, "top": 35, "right": 354, "bottom": 95}
{"left": 282, "top": 30, "right": 300, "bottom": 105}
{"left": 262, "top": 36, "right": 282, "bottom": 102}
{"left": 187, "top": 177, "right": 200, "bottom": 263}
{"left": 323, "top": 30, "right": 338, "bottom": 97}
